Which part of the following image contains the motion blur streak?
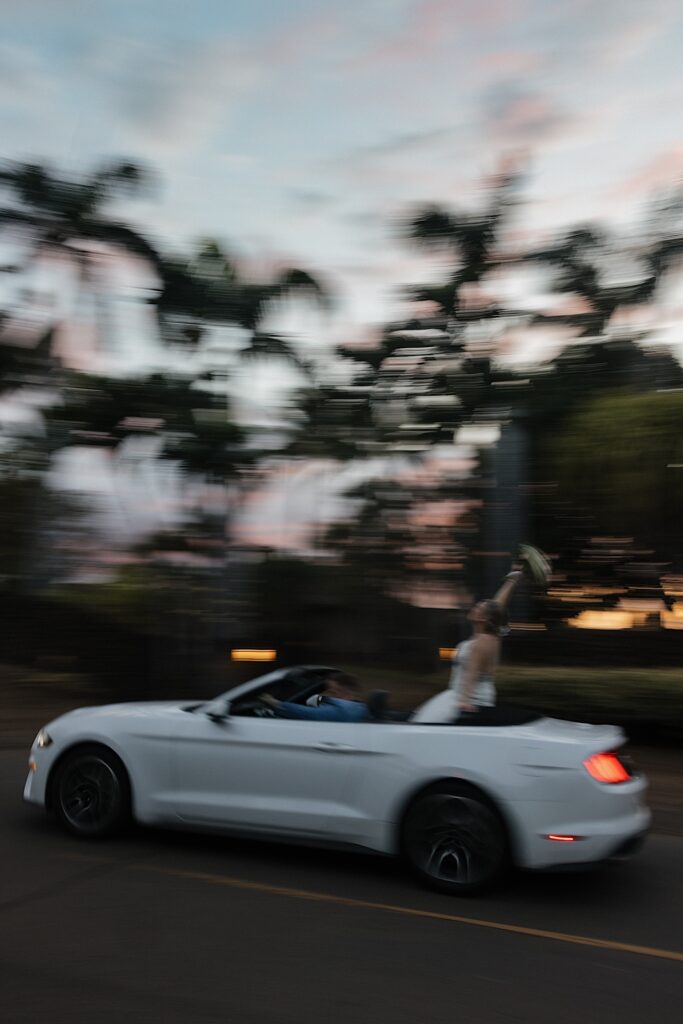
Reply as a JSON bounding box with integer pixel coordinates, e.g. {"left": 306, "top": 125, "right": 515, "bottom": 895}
{"left": 1, "top": 1, "right": 682, "bottom": 765}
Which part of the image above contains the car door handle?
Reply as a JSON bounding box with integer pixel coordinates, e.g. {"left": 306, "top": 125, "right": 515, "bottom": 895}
{"left": 314, "top": 742, "right": 357, "bottom": 753}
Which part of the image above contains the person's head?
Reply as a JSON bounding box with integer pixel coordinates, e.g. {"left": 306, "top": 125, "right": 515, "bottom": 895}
{"left": 468, "top": 599, "right": 508, "bottom": 636}
{"left": 323, "top": 670, "right": 361, "bottom": 701}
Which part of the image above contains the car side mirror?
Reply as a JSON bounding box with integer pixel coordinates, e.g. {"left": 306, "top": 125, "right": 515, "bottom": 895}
{"left": 204, "top": 698, "right": 231, "bottom": 723}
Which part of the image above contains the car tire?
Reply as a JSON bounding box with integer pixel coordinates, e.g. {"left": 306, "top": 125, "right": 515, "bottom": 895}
{"left": 401, "top": 781, "right": 509, "bottom": 895}
{"left": 53, "top": 746, "right": 131, "bottom": 839}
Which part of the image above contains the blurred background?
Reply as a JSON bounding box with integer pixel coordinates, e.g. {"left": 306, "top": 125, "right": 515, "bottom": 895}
{"left": 1, "top": 0, "right": 682, "bottom": 743}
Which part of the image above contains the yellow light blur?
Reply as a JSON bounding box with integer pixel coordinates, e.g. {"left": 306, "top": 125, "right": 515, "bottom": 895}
{"left": 231, "top": 649, "right": 277, "bottom": 662}
{"left": 662, "top": 576, "right": 683, "bottom": 597}
{"left": 661, "top": 603, "right": 683, "bottom": 629}
{"left": 567, "top": 610, "right": 634, "bottom": 630}
{"left": 439, "top": 647, "right": 457, "bottom": 660}
{"left": 547, "top": 589, "right": 603, "bottom": 603}
{"left": 617, "top": 599, "right": 664, "bottom": 612}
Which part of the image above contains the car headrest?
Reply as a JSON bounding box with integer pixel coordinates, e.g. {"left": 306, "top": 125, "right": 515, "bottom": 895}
{"left": 366, "top": 689, "right": 390, "bottom": 722}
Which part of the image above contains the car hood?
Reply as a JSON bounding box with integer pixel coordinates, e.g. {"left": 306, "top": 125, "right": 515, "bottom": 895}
{"left": 57, "top": 700, "right": 193, "bottom": 723}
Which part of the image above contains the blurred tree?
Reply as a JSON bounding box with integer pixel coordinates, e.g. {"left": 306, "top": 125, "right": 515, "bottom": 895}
{"left": 156, "top": 237, "right": 330, "bottom": 373}
{"left": 541, "top": 389, "right": 683, "bottom": 565}
{"left": 522, "top": 337, "right": 683, "bottom": 429}
{"left": 320, "top": 468, "right": 481, "bottom": 611}
{"left": 297, "top": 173, "right": 521, "bottom": 606}
{"left": 47, "top": 369, "right": 245, "bottom": 470}
{"left": 333, "top": 171, "right": 523, "bottom": 450}
{"left": 45, "top": 368, "right": 254, "bottom": 566}
{"left": 308, "top": 177, "right": 683, "bottom": 622}
{"left": 39, "top": 370, "right": 257, "bottom": 689}
{"left": 404, "top": 170, "right": 519, "bottom": 318}
{"left": 2, "top": 157, "right": 682, "bottom": 669}
{"left": 524, "top": 188, "right": 683, "bottom": 337}
{"left": 0, "top": 474, "right": 86, "bottom": 592}
{"left": 0, "top": 159, "right": 161, "bottom": 358}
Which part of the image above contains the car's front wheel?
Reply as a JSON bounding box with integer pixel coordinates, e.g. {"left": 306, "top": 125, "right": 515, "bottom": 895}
{"left": 402, "top": 782, "right": 508, "bottom": 895}
{"left": 53, "top": 746, "right": 130, "bottom": 838}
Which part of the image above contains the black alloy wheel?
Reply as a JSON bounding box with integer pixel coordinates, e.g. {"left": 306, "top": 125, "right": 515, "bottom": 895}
{"left": 54, "top": 747, "right": 130, "bottom": 838}
{"left": 402, "top": 783, "right": 508, "bottom": 895}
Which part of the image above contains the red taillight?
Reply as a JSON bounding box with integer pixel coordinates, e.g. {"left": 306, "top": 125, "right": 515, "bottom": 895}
{"left": 584, "top": 752, "right": 631, "bottom": 784}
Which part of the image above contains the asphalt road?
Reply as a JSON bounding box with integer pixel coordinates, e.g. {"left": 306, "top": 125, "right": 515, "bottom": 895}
{"left": 1, "top": 750, "right": 681, "bottom": 1024}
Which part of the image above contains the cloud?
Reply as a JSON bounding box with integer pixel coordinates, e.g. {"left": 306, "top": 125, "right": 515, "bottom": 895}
{"left": 286, "top": 189, "right": 336, "bottom": 208}
{"left": 481, "top": 82, "right": 579, "bottom": 148}
{"left": 0, "top": 43, "right": 53, "bottom": 112}
{"left": 344, "top": 125, "right": 459, "bottom": 161}
{"left": 86, "top": 35, "right": 262, "bottom": 155}
{"left": 479, "top": 50, "right": 544, "bottom": 76}
{"left": 601, "top": 17, "right": 663, "bottom": 68}
{"left": 0, "top": 43, "right": 82, "bottom": 163}
{"left": 612, "top": 146, "right": 683, "bottom": 200}
{"left": 458, "top": 0, "right": 527, "bottom": 29}
{"left": 351, "top": 0, "right": 459, "bottom": 67}
{"left": 351, "top": 0, "right": 526, "bottom": 69}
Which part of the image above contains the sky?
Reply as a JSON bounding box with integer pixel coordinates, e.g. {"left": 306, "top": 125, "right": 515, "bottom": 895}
{"left": 2, "top": 0, "right": 683, "bottom": 343}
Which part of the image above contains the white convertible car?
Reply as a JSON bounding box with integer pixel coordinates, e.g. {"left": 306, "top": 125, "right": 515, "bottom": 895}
{"left": 24, "top": 665, "right": 650, "bottom": 894}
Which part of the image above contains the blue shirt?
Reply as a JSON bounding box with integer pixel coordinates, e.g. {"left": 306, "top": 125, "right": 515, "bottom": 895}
{"left": 274, "top": 697, "right": 368, "bottom": 722}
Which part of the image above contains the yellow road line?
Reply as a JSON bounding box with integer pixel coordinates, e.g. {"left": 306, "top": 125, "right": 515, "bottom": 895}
{"left": 141, "top": 864, "right": 683, "bottom": 964}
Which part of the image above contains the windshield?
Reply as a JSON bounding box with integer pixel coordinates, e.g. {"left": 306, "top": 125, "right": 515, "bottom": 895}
{"left": 199, "top": 669, "right": 286, "bottom": 710}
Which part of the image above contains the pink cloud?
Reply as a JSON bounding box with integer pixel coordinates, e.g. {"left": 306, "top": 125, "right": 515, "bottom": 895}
{"left": 260, "top": 8, "right": 343, "bottom": 66}
{"left": 407, "top": 299, "right": 443, "bottom": 318}
{"left": 612, "top": 146, "right": 683, "bottom": 200}
{"left": 409, "top": 500, "right": 463, "bottom": 528}
{"left": 608, "top": 303, "right": 654, "bottom": 330}
{"left": 485, "top": 92, "right": 582, "bottom": 151}
{"left": 350, "top": 0, "right": 459, "bottom": 69}
{"left": 545, "top": 295, "right": 595, "bottom": 317}
{"left": 233, "top": 520, "right": 311, "bottom": 551}
{"left": 459, "top": 281, "right": 498, "bottom": 311}
{"left": 601, "top": 17, "right": 665, "bottom": 70}
{"left": 460, "top": 0, "right": 528, "bottom": 29}
{"left": 479, "top": 49, "right": 543, "bottom": 76}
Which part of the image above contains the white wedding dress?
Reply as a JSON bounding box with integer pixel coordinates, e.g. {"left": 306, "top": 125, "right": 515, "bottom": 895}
{"left": 411, "top": 639, "right": 496, "bottom": 723}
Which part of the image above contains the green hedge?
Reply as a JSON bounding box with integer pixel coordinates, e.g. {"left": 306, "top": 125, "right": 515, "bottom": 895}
{"left": 347, "top": 664, "right": 683, "bottom": 744}
{"left": 497, "top": 667, "right": 683, "bottom": 740}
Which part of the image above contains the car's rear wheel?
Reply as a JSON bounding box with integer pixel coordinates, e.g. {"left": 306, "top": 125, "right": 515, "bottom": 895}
{"left": 53, "top": 746, "right": 130, "bottom": 838}
{"left": 402, "top": 782, "right": 508, "bottom": 895}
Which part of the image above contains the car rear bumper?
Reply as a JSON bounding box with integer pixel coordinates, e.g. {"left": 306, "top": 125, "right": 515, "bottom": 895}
{"left": 534, "top": 829, "right": 649, "bottom": 872}
{"left": 513, "top": 799, "right": 651, "bottom": 870}
{"left": 607, "top": 829, "right": 647, "bottom": 859}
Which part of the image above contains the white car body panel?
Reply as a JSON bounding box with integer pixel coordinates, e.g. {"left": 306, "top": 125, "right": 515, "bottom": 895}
{"left": 172, "top": 714, "right": 374, "bottom": 838}
{"left": 24, "top": 670, "right": 650, "bottom": 871}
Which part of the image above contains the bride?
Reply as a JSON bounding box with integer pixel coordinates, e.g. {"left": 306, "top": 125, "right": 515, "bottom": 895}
{"left": 412, "top": 557, "right": 533, "bottom": 724}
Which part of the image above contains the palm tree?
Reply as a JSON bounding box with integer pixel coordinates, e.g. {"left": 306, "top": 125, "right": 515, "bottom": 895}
{"left": 0, "top": 159, "right": 162, "bottom": 359}
{"left": 522, "top": 187, "right": 683, "bottom": 337}
{"left": 404, "top": 170, "right": 519, "bottom": 323}
{"left": 156, "top": 238, "right": 330, "bottom": 374}
{"left": 521, "top": 226, "right": 652, "bottom": 337}
{"left": 286, "top": 180, "right": 518, "bottom": 464}
{"left": 47, "top": 368, "right": 247, "bottom": 475}
{"left": 325, "top": 172, "right": 523, "bottom": 445}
